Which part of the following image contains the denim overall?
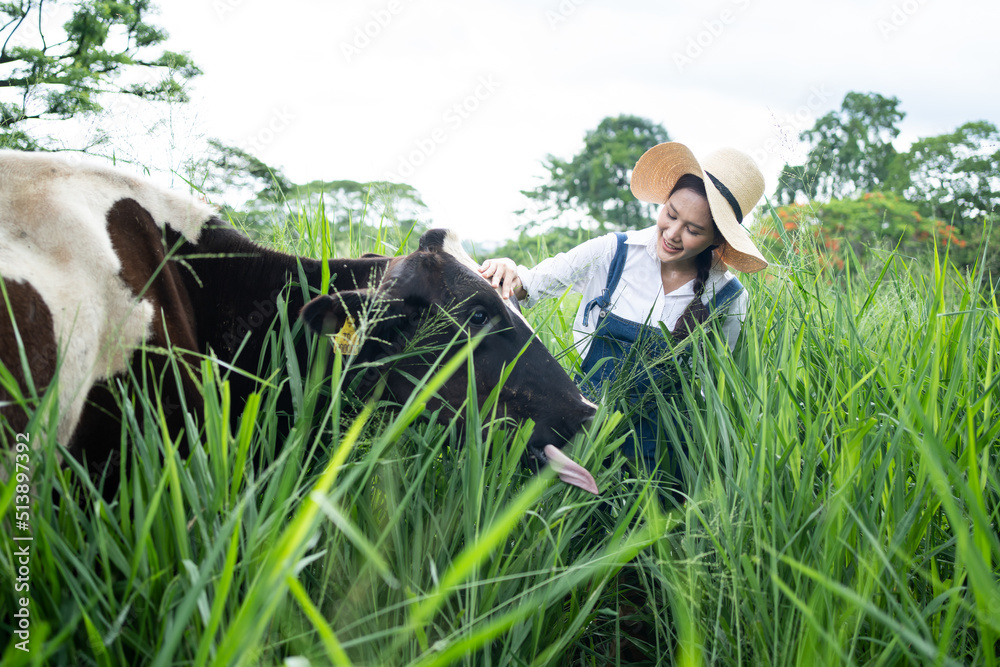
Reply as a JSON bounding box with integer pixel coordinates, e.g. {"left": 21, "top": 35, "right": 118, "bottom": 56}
{"left": 578, "top": 233, "right": 744, "bottom": 468}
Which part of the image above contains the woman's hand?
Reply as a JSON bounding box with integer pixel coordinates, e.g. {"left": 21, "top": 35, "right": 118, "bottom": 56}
{"left": 478, "top": 258, "right": 525, "bottom": 300}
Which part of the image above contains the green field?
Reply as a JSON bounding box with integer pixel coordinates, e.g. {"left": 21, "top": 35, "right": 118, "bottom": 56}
{"left": 1, "top": 209, "right": 998, "bottom": 666}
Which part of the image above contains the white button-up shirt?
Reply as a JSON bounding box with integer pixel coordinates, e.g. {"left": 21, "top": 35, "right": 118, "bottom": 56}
{"left": 518, "top": 225, "right": 748, "bottom": 360}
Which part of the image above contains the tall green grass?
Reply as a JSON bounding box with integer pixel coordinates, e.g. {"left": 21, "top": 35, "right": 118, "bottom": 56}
{"left": 1, "top": 203, "right": 998, "bottom": 665}
{"left": 622, "top": 230, "right": 1000, "bottom": 664}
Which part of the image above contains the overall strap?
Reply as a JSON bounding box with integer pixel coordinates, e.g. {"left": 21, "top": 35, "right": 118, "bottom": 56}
{"left": 708, "top": 276, "right": 744, "bottom": 313}
{"left": 582, "top": 232, "right": 628, "bottom": 326}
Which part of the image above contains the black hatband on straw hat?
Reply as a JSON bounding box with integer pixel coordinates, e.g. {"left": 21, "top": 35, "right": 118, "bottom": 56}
{"left": 704, "top": 171, "right": 743, "bottom": 225}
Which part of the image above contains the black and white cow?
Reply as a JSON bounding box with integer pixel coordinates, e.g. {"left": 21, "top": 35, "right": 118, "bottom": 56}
{"left": 0, "top": 151, "right": 598, "bottom": 493}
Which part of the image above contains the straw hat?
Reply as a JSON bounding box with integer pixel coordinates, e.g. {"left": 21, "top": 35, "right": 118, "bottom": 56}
{"left": 630, "top": 142, "right": 767, "bottom": 273}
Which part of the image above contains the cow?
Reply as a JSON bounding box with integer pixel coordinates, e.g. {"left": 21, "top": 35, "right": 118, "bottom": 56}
{"left": 0, "top": 150, "right": 598, "bottom": 494}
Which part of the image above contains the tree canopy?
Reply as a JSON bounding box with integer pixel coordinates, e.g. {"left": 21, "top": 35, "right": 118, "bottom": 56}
{"left": 889, "top": 120, "right": 1000, "bottom": 227}
{"left": 770, "top": 91, "right": 999, "bottom": 278}
{"left": 0, "top": 0, "right": 199, "bottom": 150}
{"left": 760, "top": 193, "right": 964, "bottom": 272}
{"left": 520, "top": 114, "right": 670, "bottom": 233}
{"left": 776, "top": 92, "right": 905, "bottom": 203}
{"left": 776, "top": 91, "right": 999, "bottom": 228}
{"left": 193, "top": 140, "right": 430, "bottom": 254}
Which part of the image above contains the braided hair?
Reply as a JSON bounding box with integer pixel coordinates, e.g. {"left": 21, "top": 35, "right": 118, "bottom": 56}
{"left": 666, "top": 174, "right": 727, "bottom": 339}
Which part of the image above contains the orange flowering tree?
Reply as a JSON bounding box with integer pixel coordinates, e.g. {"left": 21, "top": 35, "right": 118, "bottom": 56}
{"left": 756, "top": 192, "right": 969, "bottom": 274}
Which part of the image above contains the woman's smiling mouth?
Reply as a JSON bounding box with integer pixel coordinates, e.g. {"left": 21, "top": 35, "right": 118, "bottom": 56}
{"left": 662, "top": 237, "right": 682, "bottom": 254}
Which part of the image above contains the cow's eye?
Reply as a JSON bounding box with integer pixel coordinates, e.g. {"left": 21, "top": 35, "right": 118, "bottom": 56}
{"left": 469, "top": 308, "right": 490, "bottom": 327}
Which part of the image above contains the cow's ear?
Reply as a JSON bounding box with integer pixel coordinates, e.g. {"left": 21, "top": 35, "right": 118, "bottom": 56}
{"left": 417, "top": 228, "right": 449, "bottom": 252}
{"left": 418, "top": 228, "right": 481, "bottom": 273}
{"left": 300, "top": 290, "right": 370, "bottom": 335}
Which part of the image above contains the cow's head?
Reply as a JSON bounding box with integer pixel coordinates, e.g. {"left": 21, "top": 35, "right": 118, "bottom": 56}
{"left": 300, "top": 229, "right": 599, "bottom": 494}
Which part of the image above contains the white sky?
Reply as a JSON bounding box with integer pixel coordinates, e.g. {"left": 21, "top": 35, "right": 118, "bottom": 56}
{"left": 121, "top": 0, "right": 1000, "bottom": 243}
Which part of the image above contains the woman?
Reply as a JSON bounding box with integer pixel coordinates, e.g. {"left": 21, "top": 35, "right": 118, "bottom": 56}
{"left": 479, "top": 142, "right": 767, "bottom": 468}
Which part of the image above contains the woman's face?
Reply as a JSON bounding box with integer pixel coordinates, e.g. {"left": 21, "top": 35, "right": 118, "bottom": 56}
{"left": 655, "top": 188, "right": 717, "bottom": 268}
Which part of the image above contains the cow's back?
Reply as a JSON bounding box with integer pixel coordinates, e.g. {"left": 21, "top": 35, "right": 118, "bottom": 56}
{"left": 0, "top": 151, "right": 215, "bottom": 445}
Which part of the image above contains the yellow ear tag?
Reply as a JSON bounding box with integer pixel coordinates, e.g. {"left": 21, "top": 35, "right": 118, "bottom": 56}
{"left": 332, "top": 315, "right": 360, "bottom": 356}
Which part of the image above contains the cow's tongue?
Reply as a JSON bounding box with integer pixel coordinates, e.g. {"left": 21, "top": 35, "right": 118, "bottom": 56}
{"left": 543, "top": 445, "right": 599, "bottom": 495}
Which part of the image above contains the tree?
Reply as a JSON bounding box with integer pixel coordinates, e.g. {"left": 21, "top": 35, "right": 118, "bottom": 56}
{"left": 776, "top": 92, "right": 905, "bottom": 204}
{"left": 889, "top": 120, "right": 1000, "bottom": 227}
{"left": 1, "top": 0, "right": 199, "bottom": 150}
{"left": 191, "top": 140, "right": 430, "bottom": 253}
{"left": 761, "top": 193, "right": 958, "bottom": 274}
{"left": 520, "top": 114, "right": 670, "bottom": 233}
{"left": 192, "top": 139, "right": 295, "bottom": 208}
